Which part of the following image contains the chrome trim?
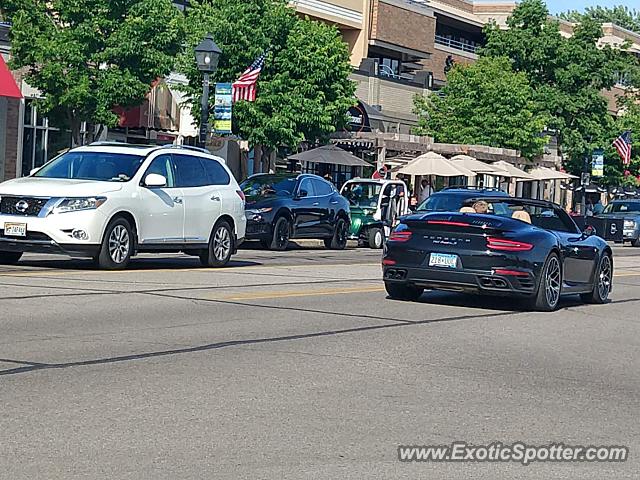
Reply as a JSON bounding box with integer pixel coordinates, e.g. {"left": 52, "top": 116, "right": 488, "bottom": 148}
{"left": 38, "top": 197, "right": 64, "bottom": 218}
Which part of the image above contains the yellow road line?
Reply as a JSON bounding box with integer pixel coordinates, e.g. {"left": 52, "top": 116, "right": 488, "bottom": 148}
{"left": 221, "top": 286, "right": 385, "bottom": 301}
{"left": 0, "top": 262, "right": 381, "bottom": 278}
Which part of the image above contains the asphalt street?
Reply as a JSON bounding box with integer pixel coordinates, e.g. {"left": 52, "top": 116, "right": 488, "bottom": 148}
{"left": 0, "top": 242, "right": 639, "bottom": 479}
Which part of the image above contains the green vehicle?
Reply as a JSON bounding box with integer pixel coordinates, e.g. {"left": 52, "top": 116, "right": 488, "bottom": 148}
{"left": 340, "top": 178, "right": 410, "bottom": 248}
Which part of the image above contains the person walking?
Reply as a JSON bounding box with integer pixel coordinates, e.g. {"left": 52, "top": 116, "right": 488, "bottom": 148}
{"left": 419, "top": 178, "right": 433, "bottom": 204}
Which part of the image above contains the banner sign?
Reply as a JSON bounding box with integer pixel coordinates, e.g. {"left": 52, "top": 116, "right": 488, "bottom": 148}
{"left": 214, "top": 83, "right": 232, "bottom": 133}
{"left": 592, "top": 149, "right": 604, "bottom": 177}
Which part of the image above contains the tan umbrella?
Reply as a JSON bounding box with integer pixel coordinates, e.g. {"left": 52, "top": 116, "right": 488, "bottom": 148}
{"left": 516, "top": 166, "right": 578, "bottom": 181}
{"left": 492, "top": 161, "right": 535, "bottom": 180}
{"left": 398, "top": 151, "right": 476, "bottom": 177}
{"left": 450, "top": 155, "right": 504, "bottom": 174}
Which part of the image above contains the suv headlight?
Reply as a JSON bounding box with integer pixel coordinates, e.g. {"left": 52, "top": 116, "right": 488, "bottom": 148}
{"left": 624, "top": 219, "right": 636, "bottom": 229}
{"left": 53, "top": 197, "right": 107, "bottom": 214}
{"left": 246, "top": 207, "right": 273, "bottom": 215}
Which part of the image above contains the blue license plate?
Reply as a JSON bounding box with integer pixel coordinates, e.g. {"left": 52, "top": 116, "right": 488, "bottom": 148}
{"left": 428, "top": 253, "right": 459, "bottom": 268}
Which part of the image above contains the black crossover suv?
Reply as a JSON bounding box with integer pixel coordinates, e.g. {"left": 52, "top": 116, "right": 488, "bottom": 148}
{"left": 241, "top": 173, "right": 351, "bottom": 250}
{"left": 383, "top": 197, "right": 612, "bottom": 311}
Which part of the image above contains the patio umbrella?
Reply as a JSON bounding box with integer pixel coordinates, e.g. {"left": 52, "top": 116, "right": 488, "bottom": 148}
{"left": 492, "top": 161, "right": 535, "bottom": 180}
{"left": 398, "top": 151, "right": 475, "bottom": 177}
{"left": 288, "top": 144, "right": 370, "bottom": 167}
{"left": 517, "top": 166, "right": 577, "bottom": 181}
{"left": 450, "top": 155, "right": 503, "bottom": 174}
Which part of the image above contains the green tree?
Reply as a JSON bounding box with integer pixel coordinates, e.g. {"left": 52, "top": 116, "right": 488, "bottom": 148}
{"left": 482, "top": 0, "right": 637, "bottom": 179}
{"left": 413, "top": 57, "right": 548, "bottom": 159}
{"left": 177, "top": 0, "right": 356, "bottom": 153}
{"left": 1, "top": 0, "right": 185, "bottom": 145}
{"left": 560, "top": 6, "right": 640, "bottom": 34}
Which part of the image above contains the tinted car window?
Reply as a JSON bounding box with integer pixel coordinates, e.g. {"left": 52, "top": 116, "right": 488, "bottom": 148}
{"left": 313, "top": 179, "right": 333, "bottom": 196}
{"left": 298, "top": 178, "right": 316, "bottom": 197}
{"left": 144, "top": 154, "right": 175, "bottom": 188}
{"left": 240, "top": 175, "right": 297, "bottom": 200}
{"left": 417, "top": 194, "right": 465, "bottom": 212}
{"left": 174, "top": 155, "right": 207, "bottom": 187}
{"left": 603, "top": 202, "right": 640, "bottom": 213}
{"left": 527, "top": 205, "right": 576, "bottom": 233}
{"left": 202, "top": 158, "right": 230, "bottom": 186}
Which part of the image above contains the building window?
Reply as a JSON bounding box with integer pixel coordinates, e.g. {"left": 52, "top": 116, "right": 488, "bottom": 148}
{"left": 21, "top": 99, "right": 71, "bottom": 176}
{"left": 376, "top": 57, "right": 400, "bottom": 77}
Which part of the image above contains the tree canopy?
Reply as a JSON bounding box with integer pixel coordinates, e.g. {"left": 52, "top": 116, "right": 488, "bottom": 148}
{"left": 413, "top": 57, "right": 549, "bottom": 159}
{"left": 1, "top": 0, "right": 185, "bottom": 145}
{"left": 560, "top": 6, "right": 640, "bottom": 34}
{"left": 177, "top": 0, "right": 356, "bottom": 151}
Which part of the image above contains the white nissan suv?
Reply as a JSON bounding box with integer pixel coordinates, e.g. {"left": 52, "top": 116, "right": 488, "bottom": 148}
{"left": 0, "top": 143, "right": 246, "bottom": 269}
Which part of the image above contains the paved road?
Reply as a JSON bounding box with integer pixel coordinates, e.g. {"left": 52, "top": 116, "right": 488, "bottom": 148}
{"left": 0, "top": 243, "right": 639, "bottom": 479}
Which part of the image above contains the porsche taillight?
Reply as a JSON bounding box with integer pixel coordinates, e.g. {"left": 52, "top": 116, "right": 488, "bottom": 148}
{"left": 486, "top": 237, "right": 534, "bottom": 252}
{"left": 389, "top": 230, "right": 412, "bottom": 242}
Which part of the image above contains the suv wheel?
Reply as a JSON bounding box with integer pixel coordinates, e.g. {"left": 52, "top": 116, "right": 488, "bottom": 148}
{"left": 0, "top": 251, "right": 23, "bottom": 265}
{"left": 270, "top": 217, "right": 290, "bottom": 251}
{"left": 200, "top": 220, "right": 233, "bottom": 267}
{"left": 325, "top": 217, "right": 348, "bottom": 250}
{"left": 96, "top": 218, "right": 133, "bottom": 270}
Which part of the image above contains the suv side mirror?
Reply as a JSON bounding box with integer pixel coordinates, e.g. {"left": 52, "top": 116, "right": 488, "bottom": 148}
{"left": 297, "top": 189, "right": 308, "bottom": 198}
{"left": 144, "top": 173, "right": 167, "bottom": 188}
{"left": 583, "top": 224, "right": 596, "bottom": 237}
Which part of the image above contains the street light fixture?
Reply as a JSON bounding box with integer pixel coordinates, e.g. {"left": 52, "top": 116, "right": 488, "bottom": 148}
{"left": 195, "top": 34, "right": 222, "bottom": 147}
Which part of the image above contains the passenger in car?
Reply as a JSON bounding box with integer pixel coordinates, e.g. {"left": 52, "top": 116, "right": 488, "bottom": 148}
{"left": 472, "top": 201, "right": 489, "bottom": 214}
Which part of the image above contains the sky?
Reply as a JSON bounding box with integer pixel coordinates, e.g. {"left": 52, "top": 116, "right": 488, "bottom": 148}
{"left": 544, "top": 0, "right": 638, "bottom": 15}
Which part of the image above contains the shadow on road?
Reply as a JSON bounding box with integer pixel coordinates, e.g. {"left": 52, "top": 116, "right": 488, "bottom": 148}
{"left": 13, "top": 257, "right": 262, "bottom": 271}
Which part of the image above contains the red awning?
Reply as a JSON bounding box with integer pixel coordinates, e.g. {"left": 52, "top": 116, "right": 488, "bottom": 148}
{"left": 0, "top": 55, "right": 22, "bottom": 99}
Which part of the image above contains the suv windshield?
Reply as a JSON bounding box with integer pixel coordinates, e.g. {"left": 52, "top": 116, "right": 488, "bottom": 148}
{"left": 602, "top": 202, "right": 640, "bottom": 214}
{"left": 241, "top": 175, "right": 297, "bottom": 199}
{"left": 34, "top": 151, "right": 145, "bottom": 182}
{"left": 342, "top": 182, "right": 381, "bottom": 208}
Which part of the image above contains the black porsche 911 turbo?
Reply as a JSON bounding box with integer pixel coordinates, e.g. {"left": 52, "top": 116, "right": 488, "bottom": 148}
{"left": 382, "top": 197, "right": 613, "bottom": 311}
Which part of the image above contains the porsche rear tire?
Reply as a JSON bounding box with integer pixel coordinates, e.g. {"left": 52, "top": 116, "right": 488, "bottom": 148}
{"left": 532, "top": 253, "right": 562, "bottom": 312}
{"left": 385, "top": 282, "right": 423, "bottom": 302}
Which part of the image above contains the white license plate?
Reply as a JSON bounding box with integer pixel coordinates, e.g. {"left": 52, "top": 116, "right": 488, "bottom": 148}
{"left": 428, "top": 252, "right": 458, "bottom": 269}
{"left": 4, "top": 222, "right": 27, "bottom": 237}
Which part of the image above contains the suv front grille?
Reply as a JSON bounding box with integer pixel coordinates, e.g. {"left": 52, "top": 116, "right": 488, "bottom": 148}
{"left": 0, "top": 196, "right": 50, "bottom": 216}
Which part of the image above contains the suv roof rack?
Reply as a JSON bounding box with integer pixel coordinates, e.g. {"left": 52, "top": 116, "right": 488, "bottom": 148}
{"left": 159, "top": 144, "right": 211, "bottom": 154}
{"left": 88, "top": 141, "right": 156, "bottom": 148}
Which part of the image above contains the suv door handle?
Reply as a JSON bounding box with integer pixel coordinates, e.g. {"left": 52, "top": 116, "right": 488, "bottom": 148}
{"left": 330, "top": 200, "right": 339, "bottom": 204}
{"left": 312, "top": 202, "right": 320, "bottom": 206}
{"left": 173, "top": 197, "right": 183, "bottom": 204}
{"left": 211, "top": 195, "right": 220, "bottom": 201}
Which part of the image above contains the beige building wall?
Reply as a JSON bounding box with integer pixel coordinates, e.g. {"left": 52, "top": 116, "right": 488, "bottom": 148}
{"left": 292, "top": 0, "right": 370, "bottom": 66}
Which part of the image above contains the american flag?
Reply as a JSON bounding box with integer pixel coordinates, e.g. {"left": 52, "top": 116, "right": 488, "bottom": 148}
{"left": 613, "top": 130, "right": 632, "bottom": 166}
{"left": 232, "top": 52, "right": 267, "bottom": 102}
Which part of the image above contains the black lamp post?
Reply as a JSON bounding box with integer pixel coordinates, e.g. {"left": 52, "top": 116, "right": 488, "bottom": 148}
{"left": 195, "top": 34, "right": 222, "bottom": 148}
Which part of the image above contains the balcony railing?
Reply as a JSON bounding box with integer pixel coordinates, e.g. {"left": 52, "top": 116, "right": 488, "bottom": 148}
{"left": 434, "top": 34, "right": 479, "bottom": 54}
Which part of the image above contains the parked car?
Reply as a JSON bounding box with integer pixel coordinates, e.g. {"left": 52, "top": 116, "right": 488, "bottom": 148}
{"left": 0, "top": 143, "right": 246, "bottom": 269}
{"left": 595, "top": 199, "right": 640, "bottom": 247}
{"left": 383, "top": 197, "right": 612, "bottom": 311}
{"left": 416, "top": 186, "right": 510, "bottom": 213}
{"left": 241, "top": 173, "right": 350, "bottom": 250}
{"left": 340, "top": 178, "right": 410, "bottom": 248}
